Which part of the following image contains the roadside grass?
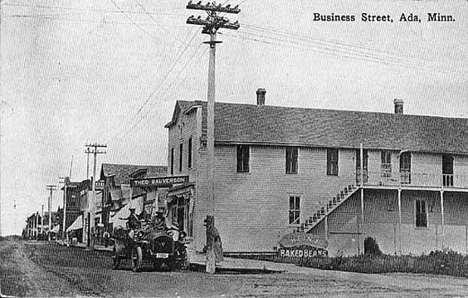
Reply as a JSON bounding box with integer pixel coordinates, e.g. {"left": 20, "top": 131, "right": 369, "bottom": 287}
{"left": 298, "top": 250, "right": 468, "bottom": 277}
{"left": 0, "top": 242, "right": 31, "bottom": 296}
{"left": 237, "top": 250, "right": 468, "bottom": 278}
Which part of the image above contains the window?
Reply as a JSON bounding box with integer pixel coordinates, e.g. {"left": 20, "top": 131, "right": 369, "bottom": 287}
{"left": 327, "top": 148, "right": 339, "bottom": 176}
{"left": 442, "top": 154, "right": 454, "bottom": 187}
{"left": 415, "top": 200, "right": 427, "bottom": 228}
{"left": 286, "top": 147, "right": 298, "bottom": 174}
{"left": 188, "top": 137, "right": 192, "bottom": 169}
{"left": 179, "top": 143, "right": 183, "bottom": 172}
{"left": 170, "top": 148, "right": 174, "bottom": 175}
{"left": 381, "top": 151, "right": 392, "bottom": 178}
{"left": 289, "top": 196, "right": 301, "bottom": 225}
{"left": 400, "top": 152, "right": 411, "bottom": 184}
{"left": 356, "top": 149, "right": 369, "bottom": 184}
{"left": 237, "top": 145, "right": 249, "bottom": 172}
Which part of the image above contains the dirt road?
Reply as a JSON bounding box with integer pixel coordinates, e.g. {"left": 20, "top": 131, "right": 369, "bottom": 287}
{"left": 1, "top": 240, "right": 468, "bottom": 297}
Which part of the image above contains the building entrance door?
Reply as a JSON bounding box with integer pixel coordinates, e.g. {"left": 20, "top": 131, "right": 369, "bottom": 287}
{"left": 442, "top": 154, "right": 454, "bottom": 187}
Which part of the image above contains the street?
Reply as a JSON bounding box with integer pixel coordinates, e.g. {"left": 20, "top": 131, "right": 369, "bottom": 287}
{"left": 1, "top": 240, "right": 468, "bottom": 297}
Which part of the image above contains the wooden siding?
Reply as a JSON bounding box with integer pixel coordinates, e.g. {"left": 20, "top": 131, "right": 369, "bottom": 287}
{"left": 167, "top": 110, "right": 468, "bottom": 254}
{"left": 201, "top": 145, "right": 357, "bottom": 252}
{"left": 454, "top": 155, "right": 468, "bottom": 188}
{"left": 325, "top": 190, "right": 468, "bottom": 256}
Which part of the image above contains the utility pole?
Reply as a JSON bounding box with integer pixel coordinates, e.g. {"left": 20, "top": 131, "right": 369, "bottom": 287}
{"left": 85, "top": 148, "right": 92, "bottom": 180}
{"left": 186, "top": 0, "right": 240, "bottom": 274}
{"left": 59, "top": 176, "right": 70, "bottom": 242}
{"left": 59, "top": 155, "right": 74, "bottom": 242}
{"left": 85, "top": 143, "right": 107, "bottom": 250}
{"left": 46, "top": 185, "right": 57, "bottom": 242}
{"left": 41, "top": 205, "right": 44, "bottom": 239}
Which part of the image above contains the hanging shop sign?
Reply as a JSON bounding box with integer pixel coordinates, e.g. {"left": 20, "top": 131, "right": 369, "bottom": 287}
{"left": 130, "top": 176, "right": 189, "bottom": 188}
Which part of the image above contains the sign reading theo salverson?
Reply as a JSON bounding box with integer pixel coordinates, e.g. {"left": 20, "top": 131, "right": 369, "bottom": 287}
{"left": 278, "top": 233, "right": 328, "bottom": 258}
{"left": 130, "top": 176, "right": 189, "bottom": 188}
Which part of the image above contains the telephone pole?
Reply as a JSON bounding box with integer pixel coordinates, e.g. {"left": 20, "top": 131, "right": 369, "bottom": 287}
{"left": 85, "top": 148, "right": 92, "bottom": 180}
{"left": 186, "top": 0, "right": 240, "bottom": 274}
{"left": 59, "top": 155, "right": 74, "bottom": 242}
{"left": 59, "top": 176, "right": 70, "bottom": 241}
{"left": 46, "top": 185, "right": 57, "bottom": 241}
{"left": 41, "top": 205, "right": 44, "bottom": 239}
{"left": 85, "top": 143, "right": 107, "bottom": 250}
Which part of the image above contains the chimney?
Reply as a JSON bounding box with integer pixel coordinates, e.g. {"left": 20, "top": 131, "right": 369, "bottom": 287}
{"left": 394, "top": 99, "right": 404, "bottom": 114}
{"left": 256, "top": 88, "right": 266, "bottom": 105}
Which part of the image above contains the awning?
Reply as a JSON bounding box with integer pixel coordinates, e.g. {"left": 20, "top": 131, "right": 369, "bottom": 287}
{"left": 166, "top": 183, "right": 194, "bottom": 203}
{"left": 109, "top": 196, "right": 144, "bottom": 228}
{"left": 66, "top": 215, "right": 83, "bottom": 232}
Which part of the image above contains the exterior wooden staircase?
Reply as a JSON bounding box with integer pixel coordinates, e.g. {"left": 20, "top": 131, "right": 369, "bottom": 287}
{"left": 294, "top": 184, "right": 360, "bottom": 234}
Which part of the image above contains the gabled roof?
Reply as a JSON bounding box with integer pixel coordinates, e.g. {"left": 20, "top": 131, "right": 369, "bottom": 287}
{"left": 100, "top": 163, "right": 167, "bottom": 185}
{"left": 172, "top": 100, "right": 468, "bottom": 155}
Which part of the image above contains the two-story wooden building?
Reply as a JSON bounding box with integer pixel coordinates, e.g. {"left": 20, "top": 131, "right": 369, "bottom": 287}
{"left": 165, "top": 92, "right": 468, "bottom": 256}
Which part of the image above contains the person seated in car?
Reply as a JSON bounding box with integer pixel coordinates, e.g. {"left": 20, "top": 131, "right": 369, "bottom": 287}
{"left": 151, "top": 211, "right": 167, "bottom": 231}
{"left": 119, "top": 208, "right": 140, "bottom": 238}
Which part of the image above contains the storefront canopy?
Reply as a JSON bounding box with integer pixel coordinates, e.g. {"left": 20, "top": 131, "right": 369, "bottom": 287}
{"left": 51, "top": 225, "right": 60, "bottom": 234}
{"left": 66, "top": 215, "right": 83, "bottom": 232}
{"left": 110, "top": 197, "right": 144, "bottom": 228}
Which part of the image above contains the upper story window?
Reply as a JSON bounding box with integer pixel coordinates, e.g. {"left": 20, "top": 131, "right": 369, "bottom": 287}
{"left": 356, "top": 149, "right": 369, "bottom": 184}
{"left": 327, "top": 148, "right": 339, "bottom": 176}
{"left": 442, "top": 154, "right": 454, "bottom": 187}
{"left": 170, "top": 148, "right": 174, "bottom": 175}
{"left": 286, "top": 147, "right": 298, "bottom": 174}
{"left": 237, "top": 145, "right": 250, "bottom": 173}
{"left": 179, "top": 143, "right": 183, "bottom": 172}
{"left": 381, "top": 151, "right": 392, "bottom": 178}
{"left": 415, "top": 200, "right": 427, "bottom": 228}
{"left": 289, "top": 196, "right": 301, "bottom": 225}
{"left": 188, "top": 137, "right": 192, "bottom": 169}
{"left": 400, "top": 152, "right": 411, "bottom": 184}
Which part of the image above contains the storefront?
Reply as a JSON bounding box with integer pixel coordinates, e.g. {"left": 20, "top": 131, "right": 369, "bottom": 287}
{"left": 166, "top": 183, "right": 194, "bottom": 237}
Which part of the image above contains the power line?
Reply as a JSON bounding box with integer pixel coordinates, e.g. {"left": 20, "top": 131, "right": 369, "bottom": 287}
{"left": 108, "top": 30, "right": 200, "bottom": 141}
{"left": 242, "top": 22, "right": 432, "bottom": 64}
{"left": 2, "top": 2, "right": 186, "bottom": 16}
{"left": 238, "top": 22, "right": 467, "bottom": 76}
{"left": 134, "top": 0, "right": 191, "bottom": 47}
{"left": 114, "top": 42, "right": 206, "bottom": 140}
{"left": 225, "top": 30, "right": 467, "bottom": 76}
{"left": 108, "top": 0, "right": 163, "bottom": 44}
{"left": 1, "top": 13, "right": 186, "bottom": 27}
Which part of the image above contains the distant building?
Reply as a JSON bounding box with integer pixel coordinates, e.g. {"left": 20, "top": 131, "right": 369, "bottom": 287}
{"left": 165, "top": 91, "right": 468, "bottom": 256}
{"left": 59, "top": 179, "right": 81, "bottom": 238}
{"left": 24, "top": 210, "right": 60, "bottom": 240}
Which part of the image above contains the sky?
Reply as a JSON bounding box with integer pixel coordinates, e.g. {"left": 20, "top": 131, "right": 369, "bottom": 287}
{"left": 1, "top": 0, "right": 467, "bottom": 236}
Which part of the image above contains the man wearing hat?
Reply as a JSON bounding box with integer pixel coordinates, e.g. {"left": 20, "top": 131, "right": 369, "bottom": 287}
{"left": 120, "top": 207, "right": 140, "bottom": 230}
{"left": 151, "top": 211, "right": 166, "bottom": 231}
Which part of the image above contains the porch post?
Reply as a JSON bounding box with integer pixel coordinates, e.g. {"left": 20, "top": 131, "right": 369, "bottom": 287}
{"left": 440, "top": 190, "right": 445, "bottom": 250}
{"left": 360, "top": 144, "right": 365, "bottom": 254}
{"left": 324, "top": 215, "right": 329, "bottom": 241}
{"left": 398, "top": 189, "right": 402, "bottom": 255}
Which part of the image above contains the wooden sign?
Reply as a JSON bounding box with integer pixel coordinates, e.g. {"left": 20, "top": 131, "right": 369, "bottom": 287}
{"left": 130, "top": 176, "right": 189, "bottom": 188}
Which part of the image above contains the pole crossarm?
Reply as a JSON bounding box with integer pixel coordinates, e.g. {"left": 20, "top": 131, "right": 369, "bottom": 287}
{"left": 187, "top": 16, "right": 239, "bottom": 34}
{"left": 186, "top": 1, "right": 240, "bottom": 37}
{"left": 85, "top": 143, "right": 107, "bottom": 148}
{"left": 187, "top": 1, "right": 240, "bottom": 14}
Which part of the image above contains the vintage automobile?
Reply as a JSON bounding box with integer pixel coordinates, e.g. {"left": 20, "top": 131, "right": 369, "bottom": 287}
{"left": 111, "top": 224, "right": 188, "bottom": 272}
